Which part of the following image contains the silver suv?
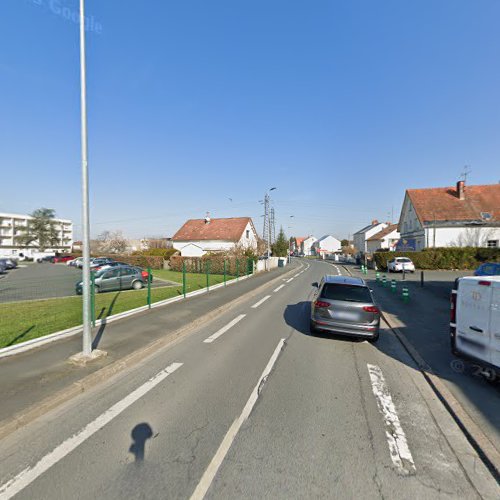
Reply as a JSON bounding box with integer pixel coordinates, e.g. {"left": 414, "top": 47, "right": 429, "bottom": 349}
{"left": 310, "top": 275, "right": 380, "bottom": 341}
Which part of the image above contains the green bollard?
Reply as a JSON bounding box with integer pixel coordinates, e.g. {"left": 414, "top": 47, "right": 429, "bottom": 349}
{"left": 402, "top": 287, "right": 410, "bottom": 303}
{"left": 382, "top": 275, "right": 387, "bottom": 287}
{"left": 90, "top": 271, "right": 95, "bottom": 327}
{"left": 206, "top": 260, "right": 210, "bottom": 291}
{"left": 376, "top": 272, "right": 380, "bottom": 284}
{"left": 147, "top": 267, "right": 152, "bottom": 309}
{"left": 182, "top": 261, "right": 186, "bottom": 298}
{"left": 236, "top": 259, "right": 239, "bottom": 281}
{"left": 391, "top": 279, "right": 397, "bottom": 293}
{"left": 223, "top": 260, "right": 227, "bottom": 287}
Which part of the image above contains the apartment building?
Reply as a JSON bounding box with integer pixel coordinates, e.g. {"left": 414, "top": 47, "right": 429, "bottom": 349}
{"left": 0, "top": 212, "right": 73, "bottom": 258}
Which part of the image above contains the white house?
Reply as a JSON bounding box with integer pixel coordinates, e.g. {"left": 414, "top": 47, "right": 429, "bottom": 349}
{"left": 398, "top": 181, "right": 500, "bottom": 250}
{"left": 172, "top": 216, "right": 258, "bottom": 257}
{"left": 0, "top": 212, "right": 73, "bottom": 258}
{"left": 353, "top": 220, "right": 389, "bottom": 254}
{"left": 313, "top": 235, "right": 342, "bottom": 256}
{"left": 366, "top": 224, "right": 400, "bottom": 253}
{"left": 301, "top": 236, "right": 317, "bottom": 256}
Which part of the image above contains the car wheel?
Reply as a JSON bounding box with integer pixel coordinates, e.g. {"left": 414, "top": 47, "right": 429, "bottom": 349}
{"left": 132, "top": 280, "right": 143, "bottom": 290}
{"left": 94, "top": 285, "right": 100, "bottom": 294}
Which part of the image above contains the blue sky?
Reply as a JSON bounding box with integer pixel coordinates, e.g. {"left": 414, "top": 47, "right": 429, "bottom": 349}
{"left": 1, "top": 0, "right": 499, "bottom": 240}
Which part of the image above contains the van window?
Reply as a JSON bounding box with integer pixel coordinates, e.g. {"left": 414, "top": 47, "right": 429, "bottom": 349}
{"left": 320, "top": 284, "right": 372, "bottom": 303}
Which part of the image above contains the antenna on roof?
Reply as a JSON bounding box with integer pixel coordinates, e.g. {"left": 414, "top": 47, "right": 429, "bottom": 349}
{"left": 204, "top": 212, "right": 211, "bottom": 224}
{"left": 460, "top": 165, "right": 471, "bottom": 183}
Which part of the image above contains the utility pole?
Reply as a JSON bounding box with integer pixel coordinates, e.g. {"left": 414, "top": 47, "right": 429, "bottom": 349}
{"left": 262, "top": 188, "right": 277, "bottom": 271}
{"left": 79, "top": 0, "right": 92, "bottom": 357}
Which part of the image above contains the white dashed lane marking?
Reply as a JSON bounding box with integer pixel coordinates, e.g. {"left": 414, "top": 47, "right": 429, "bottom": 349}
{"left": 251, "top": 295, "right": 271, "bottom": 309}
{"left": 273, "top": 284, "right": 285, "bottom": 292}
{"left": 204, "top": 314, "right": 246, "bottom": 344}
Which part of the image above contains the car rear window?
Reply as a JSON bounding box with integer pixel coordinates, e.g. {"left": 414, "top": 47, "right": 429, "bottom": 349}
{"left": 320, "top": 284, "right": 372, "bottom": 303}
{"left": 397, "top": 258, "right": 412, "bottom": 263}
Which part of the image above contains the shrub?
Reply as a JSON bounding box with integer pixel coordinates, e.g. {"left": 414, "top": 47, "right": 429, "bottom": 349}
{"left": 373, "top": 247, "right": 500, "bottom": 270}
{"left": 133, "top": 248, "right": 178, "bottom": 260}
{"left": 170, "top": 255, "right": 254, "bottom": 275}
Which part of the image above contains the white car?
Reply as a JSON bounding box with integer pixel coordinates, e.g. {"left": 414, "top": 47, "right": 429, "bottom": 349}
{"left": 387, "top": 257, "right": 415, "bottom": 273}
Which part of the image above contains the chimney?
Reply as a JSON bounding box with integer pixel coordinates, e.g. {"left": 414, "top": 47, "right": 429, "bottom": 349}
{"left": 456, "top": 181, "right": 465, "bottom": 200}
{"left": 204, "top": 211, "right": 211, "bottom": 224}
{"left": 371, "top": 219, "right": 379, "bottom": 225}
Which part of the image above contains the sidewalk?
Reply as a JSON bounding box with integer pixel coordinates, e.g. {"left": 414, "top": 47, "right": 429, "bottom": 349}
{"left": 347, "top": 265, "right": 500, "bottom": 455}
{"left": 0, "top": 263, "right": 298, "bottom": 431}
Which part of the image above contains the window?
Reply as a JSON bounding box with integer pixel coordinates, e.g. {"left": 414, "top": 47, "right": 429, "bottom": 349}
{"left": 246, "top": 230, "right": 250, "bottom": 239}
{"left": 320, "top": 284, "right": 372, "bottom": 303}
{"left": 102, "top": 269, "right": 120, "bottom": 279}
{"left": 487, "top": 240, "right": 498, "bottom": 248}
{"left": 120, "top": 267, "right": 136, "bottom": 276}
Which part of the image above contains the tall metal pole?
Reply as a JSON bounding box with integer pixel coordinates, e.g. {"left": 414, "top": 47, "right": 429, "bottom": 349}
{"left": 80, "top": 0, "right": 92, "bottom": 356}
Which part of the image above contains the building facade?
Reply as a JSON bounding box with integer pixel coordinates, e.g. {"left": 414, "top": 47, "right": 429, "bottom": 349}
{"left": 0, "top": 212, "right": 73, "bottom": 258}
{"left": 313, "top": 235, "right": 342, "bottom": 255}
{"left": 366, "top": 224, "right": 400, "bottom": 253}
{"left": 353, "top": 220, "right": 389, "bottom": 254}
{"left": 172, "top": 216, "right": 258, "bottom": 257}
{"left": 398, "top": 181, "right": 500, "bottom": 250}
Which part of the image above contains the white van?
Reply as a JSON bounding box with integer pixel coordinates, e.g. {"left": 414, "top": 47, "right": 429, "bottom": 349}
{"left": 450, "top": 276, "right": 500, "bottom": 379}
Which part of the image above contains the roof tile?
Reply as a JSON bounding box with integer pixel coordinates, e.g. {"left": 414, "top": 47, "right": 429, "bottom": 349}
{"left": 172, "top": 217, "right": 254, "bottom": 242}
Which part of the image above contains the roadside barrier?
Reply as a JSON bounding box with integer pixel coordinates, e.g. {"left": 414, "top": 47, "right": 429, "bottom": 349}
{"left": 402, "top": 286, "right": 410, "bottom": 303}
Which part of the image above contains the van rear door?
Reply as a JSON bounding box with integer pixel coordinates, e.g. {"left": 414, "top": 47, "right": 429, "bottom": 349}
{"left": 456, "top": 278, "right": 492, "bottom": 364}
{"left": 490, "top": 282, "right": 500, "bottom": 369}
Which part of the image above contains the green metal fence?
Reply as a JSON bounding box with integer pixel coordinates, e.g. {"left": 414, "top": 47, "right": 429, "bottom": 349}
{"left": 0, "top": 258, "right": 255, "bottom": 350}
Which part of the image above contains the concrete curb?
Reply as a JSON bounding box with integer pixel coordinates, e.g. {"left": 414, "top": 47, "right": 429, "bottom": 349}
{"left": 0, "top": 273, "right": 254, "bottom": 359}
{"left": 0, "top": 261, "right": 303, "bottom": 441}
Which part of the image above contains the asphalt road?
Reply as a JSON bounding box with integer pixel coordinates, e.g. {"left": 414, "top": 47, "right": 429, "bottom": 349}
{"left": 0, "top": 260, "right": 498, "bottom": 499}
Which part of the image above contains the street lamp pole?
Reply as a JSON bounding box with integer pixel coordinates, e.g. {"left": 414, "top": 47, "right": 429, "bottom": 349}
{"left": 79, "top": 0, "right": 92, "bottom": 356}
{"left": 288, "top": 215, "right": 294, "bottom": 263}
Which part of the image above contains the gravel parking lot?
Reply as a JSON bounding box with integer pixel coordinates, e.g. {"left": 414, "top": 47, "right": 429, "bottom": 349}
{"left": 0, "top": 263, "right": 175, "bottom": 303}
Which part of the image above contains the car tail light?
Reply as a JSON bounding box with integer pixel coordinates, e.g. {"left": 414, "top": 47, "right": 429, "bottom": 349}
{"left": 478, "top": 280, "right": 491, "bottom": 286}
{"left": 363, "top": 306, "right": 380, "bottom": 314}
{"left": 141, "top": 271, "right": 149, "bottom": 279}
{"left": 314, "top": 300, "right": 330, "bottom": 308}
{"left": 450, "top": 291, "right": 457, "bottom": 323}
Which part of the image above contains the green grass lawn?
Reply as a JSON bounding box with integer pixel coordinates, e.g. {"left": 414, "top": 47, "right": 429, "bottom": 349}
{"left": 0, "top": 271, "right": 235, "bottom": 349}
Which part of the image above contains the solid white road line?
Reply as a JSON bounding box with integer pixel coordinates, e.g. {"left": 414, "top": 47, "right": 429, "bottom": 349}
{"left": 190, "top": 339, "right": 286, "bottom": 500}
{"left": 273, "top": 284, "right": 285, "bottom": 292}
{"left": 285, "top": 277, "right": 294, "bottom": 283}
{"left": 367, "top": 364, "right": 416, "bottom": 475}
{"left": 0, "top": 362, "right": 183, "bottom": 499}
{"left": 204, "top": 315, "right": 246, "bottom": 344}
{"left": 251, "top": 295, "right": 271, "bottom": 308}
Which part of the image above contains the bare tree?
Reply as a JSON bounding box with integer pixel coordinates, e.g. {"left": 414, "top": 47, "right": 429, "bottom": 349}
{"left": 452, "top": 227, "right": 495, "bottom": 247}
{"left": 95, "top": 230, "right": 128, "bottom": 254}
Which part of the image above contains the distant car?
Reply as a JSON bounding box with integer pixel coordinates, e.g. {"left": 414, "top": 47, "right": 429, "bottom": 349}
{"left": 387, "top": 257, "right": 415, "bottom": 273}
{"left": 68, "top": 257, "right": 83, "bottom": 267}
{"left": 37, "top": 255, "right": 55, "bottom": 263}
{"left": 0, "top": 261, "right": 6, "bottom": 274}
{"left": 53, "top": 255, "right": 74, "bottom": 263}
{"left": 76, "top": 265, "right": 147, "bottom": 294}
{"left": 474, "top": 262, "right": 500, "bottom": 276}
{"left": 310, "top": 275, "right": 380, "bottom": 341}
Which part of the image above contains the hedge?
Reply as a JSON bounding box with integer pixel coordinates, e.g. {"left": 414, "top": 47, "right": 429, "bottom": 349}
{"left": 96, "top": 254, "right": 165, "bottom": 270}
{"left": 170, "top": 255, "right": 254, "bottom": 275}
{"left": 373, "top": 247, "right": 500, "bottom": 271}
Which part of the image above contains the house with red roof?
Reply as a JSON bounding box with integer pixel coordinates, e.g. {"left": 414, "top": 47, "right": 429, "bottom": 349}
{"left": 366, "top": 224, "right": 400, "bottom": 253}
{"left": 398, "top": 180, "right": 500, "bottom": 250}
{"left": 172, "top": 215, "right": 258, "bottom": 257}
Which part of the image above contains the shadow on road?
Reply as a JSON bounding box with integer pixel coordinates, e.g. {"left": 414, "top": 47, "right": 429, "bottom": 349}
{"left": 129, "top": 422, "right": 154, "bottom": 463}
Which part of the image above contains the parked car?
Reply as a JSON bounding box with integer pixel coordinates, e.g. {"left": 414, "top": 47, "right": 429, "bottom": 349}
{"left": 450, "top": 276, "right": 500, "bottom": 380}
{"left": 93, "top": 261, "right": 130, "bottom": 272}
{"left": 75, "top": 265, "right": 147, "bottom": 294}
{"left": 53, "top": 255, "right": 74, "bottom": 263}
{"left": 68, "top": 257, "right": 83, "bottom": 267}
{"left": 474, "top": 262, "right": 500, "bottom": 276}
{"left": 0, "top": 261, "right": 6, "bottom": 274}
{"left": 90, "top": 258, "right": 115, "bottom": 270}
{"left": 0, "top": 258, "right": 18, "bottom": 270}
{"left": 310, "top": 275, "right": 380, "bottom": 341}
{"left": 37, "top": 255, "right": 56, "bottom": 263}
{"left": 387, "top": 257, "right": 415, "bottom": 273}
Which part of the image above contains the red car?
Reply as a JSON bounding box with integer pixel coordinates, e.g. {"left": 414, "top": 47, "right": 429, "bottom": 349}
{"left": 53, "top": 255, "right": 74, "bottom": 263}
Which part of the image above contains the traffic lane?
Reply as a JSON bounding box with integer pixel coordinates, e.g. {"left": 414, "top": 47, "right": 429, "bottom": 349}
{"left": 352, "top": 267, "right": 500, "bottom": 455}
{"left": 0, "top": 262, "right": 309, "bottom": 498}
{"left": 205, "top": 260, "right": 491, "bottom": 498}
